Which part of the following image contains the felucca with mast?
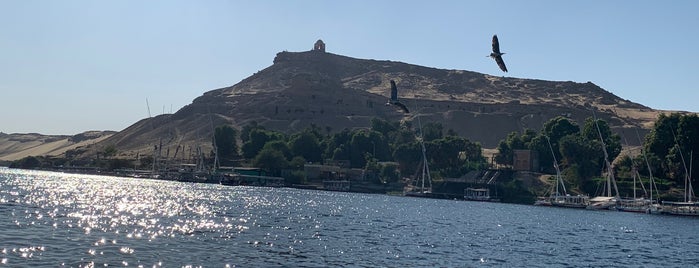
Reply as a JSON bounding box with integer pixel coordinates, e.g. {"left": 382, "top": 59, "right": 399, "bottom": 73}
{"left": 534, "top": 136, "right": 590, "bottom": 208}
{"left": 661, "top": 143, "right": 699, "bottom": 216}
{"left": 586, "top": 112, "right": 621, "bottom": 210}
{"left": 404, "top": 109, "right": 433, "bottom": 198}
{"left": 615, "top": 131, "right": 662, "bottom": 213}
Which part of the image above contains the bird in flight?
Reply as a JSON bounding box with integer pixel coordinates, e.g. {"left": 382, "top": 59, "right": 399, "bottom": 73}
{"left": 386, "top": 80, "right": 410, "bottom": 113}
{"left": 489, "top": 35, "right": 508, "bottom": 72}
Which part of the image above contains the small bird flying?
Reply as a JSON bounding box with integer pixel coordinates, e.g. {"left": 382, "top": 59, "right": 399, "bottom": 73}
{"left": 489, "top": 35, "right": 508, "bottom": 72}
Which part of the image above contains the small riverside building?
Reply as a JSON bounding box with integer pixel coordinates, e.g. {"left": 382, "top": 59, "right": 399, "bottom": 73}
{"left": 513, "top": 149, "right": 539, "bottom": 171}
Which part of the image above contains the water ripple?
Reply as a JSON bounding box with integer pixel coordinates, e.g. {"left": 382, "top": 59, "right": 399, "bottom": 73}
{"left": 2, "top": 169, "right": 699, "bottom": 266}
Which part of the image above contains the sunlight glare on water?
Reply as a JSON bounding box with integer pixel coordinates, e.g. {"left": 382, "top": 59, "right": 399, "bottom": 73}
{"left": 2, "top": 168, "right": 699, "bottom": 266}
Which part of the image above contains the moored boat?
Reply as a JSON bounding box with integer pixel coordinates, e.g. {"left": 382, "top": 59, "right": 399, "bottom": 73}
{"left": 586, "top": 196, "right": 617, "bottom": 210}
{"left": 464, "top": 187, "right": 500, "bottom": 202}
{"left": 615, "top": 198, "right": 655, "bottom": 213}
{"left": 661, "top": 201, "right": 699, "bottom": 216}
{"left": 615, "top": 130, "right": 663, "bottom": 214}
{"left": 586, "top": 113, "right": 620, "bottom": 210}
{"left": 535, "top": 136, "right": 589, "bottom": 208}
{"left": 660, "top": 144, "right": 698, "bottom": 216}
{"left": 550, "top": 194, "right": 590, "bottom": 209}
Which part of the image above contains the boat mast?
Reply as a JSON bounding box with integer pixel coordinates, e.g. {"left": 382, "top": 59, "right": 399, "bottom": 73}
{"left": 637, "top": 129, "right": 658, "bottom": 202}
{"left": 415, "top": 110, "right": 431, "bottom": 193}
{"left": 670, "top": 128, "right": 693, "bottom": 202}
{"left": 546, "top": 136, "right": 566, "bottom": 195}
{"left": 593, "top": 111, "right": 620, "bottom": 198}
{"left": 633, "top": 165, "right": 637, "bottom": 200}
{"left": 208, "top": 109, "right": 220, "bottom": 172}
{"left": 690, "top": 151, "right": 695, "bottom": 202}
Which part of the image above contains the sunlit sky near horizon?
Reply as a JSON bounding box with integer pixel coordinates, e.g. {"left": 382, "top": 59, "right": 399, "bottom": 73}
{"left": 2, "top": 1, "right": 698, "bottom": 135}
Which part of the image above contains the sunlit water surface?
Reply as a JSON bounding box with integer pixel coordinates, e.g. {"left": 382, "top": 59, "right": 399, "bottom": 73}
{"left": 1, "top": 168, "right": 699, "bottom": 267}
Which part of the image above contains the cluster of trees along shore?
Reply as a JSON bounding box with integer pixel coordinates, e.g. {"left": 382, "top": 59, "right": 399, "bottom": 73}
{"left": 8, "top": 113, "right": 699, "bottom": 202}
{"left": 213, "top": 118, "right": 487, "bottom": 185}
{"left": 496, "top": 113, "right": 699, "bottom": 200}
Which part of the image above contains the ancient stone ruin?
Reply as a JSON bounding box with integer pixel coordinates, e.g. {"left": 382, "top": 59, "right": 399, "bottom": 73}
{"left": 313, "top": 39, "right": 326, "bottom": 52}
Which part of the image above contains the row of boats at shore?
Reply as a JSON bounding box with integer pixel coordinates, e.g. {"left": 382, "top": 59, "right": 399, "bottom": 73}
{"left": 533, "top": 122, "right": 699, "bottom": 216}
{"left": 534, "top": 190, "right": 699, "bottom": 216}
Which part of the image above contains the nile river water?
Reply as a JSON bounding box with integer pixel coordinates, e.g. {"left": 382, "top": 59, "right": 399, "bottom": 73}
{"left": 1, "top": 168, "right": 698, "bottom": 267}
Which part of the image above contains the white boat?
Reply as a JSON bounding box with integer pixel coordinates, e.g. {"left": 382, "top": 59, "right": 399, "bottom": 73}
{"left": 587, "top": 196, "right": 618, "bottom": 210}
{"left": 464, "top": 187, "right": 500, "bottom": 202}
{"left": 550, "top": 194, "right": 590, "bottom": 208}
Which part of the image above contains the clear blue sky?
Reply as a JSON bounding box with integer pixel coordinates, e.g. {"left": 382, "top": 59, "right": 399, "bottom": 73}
{"left": 1, "top": 1, "right": 697, "bottom": 135}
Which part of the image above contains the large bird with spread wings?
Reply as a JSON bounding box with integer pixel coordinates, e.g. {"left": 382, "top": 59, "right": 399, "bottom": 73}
{"left": 386, "top": 80, "right": 409, "bottom": 113}
{"left": 489, "top": 35, "right": 508, "bottom": 72}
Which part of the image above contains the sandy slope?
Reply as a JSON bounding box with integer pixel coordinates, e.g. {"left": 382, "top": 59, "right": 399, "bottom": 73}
{"left": 0, "top": 132, "right": 113, "bottom": 161}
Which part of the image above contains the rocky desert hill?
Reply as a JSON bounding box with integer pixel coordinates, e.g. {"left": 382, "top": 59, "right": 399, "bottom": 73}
{"left": 2, "top": 44, "right": 668, "bottom": 161}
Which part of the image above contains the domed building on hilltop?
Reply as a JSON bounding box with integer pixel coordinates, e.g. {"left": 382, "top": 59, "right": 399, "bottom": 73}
{"left": 313, "top": 39, "right": 325, "bottom": 52}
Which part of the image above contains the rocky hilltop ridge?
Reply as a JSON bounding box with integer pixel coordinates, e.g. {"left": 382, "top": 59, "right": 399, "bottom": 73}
{"left": 219, "top": 50, "right": 646, "bottom": 111}
{"left": 176, "top": 49, "right": 658, "bottom": 147}
{"left": 1, "top": 43, "right": 667, "bottom": 160}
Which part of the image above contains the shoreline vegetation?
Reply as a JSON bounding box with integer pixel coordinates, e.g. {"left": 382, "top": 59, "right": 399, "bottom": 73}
{"left": 3, "top": 113, "right": 699, "bottom": 208}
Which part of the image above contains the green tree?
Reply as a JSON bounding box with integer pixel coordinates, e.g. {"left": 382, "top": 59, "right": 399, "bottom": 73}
{"left": 371, "top": 117, "right": 399, "bottom": 138}
{"left": 103, "top": 144, "right": 118, "bottom": 158}
{"left": 253, "top": 148, "right": 288, "bottom": 176}
{"left": 289, "top": 130, "right": 322, "bottom": 163}
{"left": 528, "top": 135, "right": 552, "bottom": 173}
{"left": 645, "top": 113, "right": 680, "bottom": 163}
{"left": 429, "top": 136, "right": 468, "bottom": 177}
{"left": 393, "top": 142, "right": 422, "bottom": 178}
{"left": 495, "top": 129, "right": 537, "bottom": 166}
{"left": 643, "top": 113, "right": 699, "bottom": 187}
{"left": 543, "top": 116, "right": 580, "bottom": 143}
{"left": 462, "top": 139, "right": 486, "bottom": 170}
{"left": 421, "top": 122, "right": 443, "bottom": 142}
{"left": 394, "top": 122, "right": 417, "bottom": 145}
{"left": 240, "top": 121, "right": 263, "bottom": 143}
{"left": 241, "top": 129, "right": 285, "bottom": 159}
{"left": 676, "top": 114, "right": 699, "bottom": 187}
{"left": 12, "top": 156, "right": 41, "bottom": 169}
{"left": 495, "top": 134, "right": 515, "bottom": 166}
{"left": 380, "top": 163, "right": 401, "bottom": 183}
{"left": 289, "top": 156, "right": 307, "bottom": 170}
{"left": 214, "top": 125, "right": 238, "bottom": 161}
{"left": 324, "top": 128, "right": 353, "bottom": 161}
{"left": 263, "top": 140, "right": 292, "bottom": 160}
{"left": 581, "top": 117, "right": 621, "bottom": 164}
{"left": 347, "top": 130, "right": 390, "bottom": 167}
{"left": 558, "top": 134, "right": 601, "bottom": 185}
{"left": 349, "top": 131, "right": 373, "bottom": 168}
{"left": 540, "top": 116, "right": 581, "bottom": 168}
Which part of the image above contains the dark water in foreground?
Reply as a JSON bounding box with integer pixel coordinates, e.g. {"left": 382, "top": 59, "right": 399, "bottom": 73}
{"left": 1, "top": 168, "right": 698, "bottom": 267}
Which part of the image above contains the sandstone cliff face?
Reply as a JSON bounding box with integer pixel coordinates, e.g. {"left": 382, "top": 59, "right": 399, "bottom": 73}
{"left": 1, "top": 49, "right": 664, "bottom": 161}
